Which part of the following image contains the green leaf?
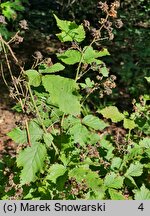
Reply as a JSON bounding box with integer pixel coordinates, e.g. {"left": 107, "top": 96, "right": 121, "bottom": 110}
{"left": 82, "top": 114, "right": 108, "bottom": 130}
{"left": 82, "top": 46, "right": 96, "bottom": 64}
{"left": 62, "top": 115, "right": 81, "bottom": 130}
{"left": 23, "top": 188, "right": 35, "bottom": 199}
{"left": 125, "top": 144, "right": 143, "bottom": 161}
{"left": 54, "top": 14, "right": 85, "bottom": 42}
{"left": 145, "top": 149, "right": 150, "bottom": 158}
{"left": 104, "top": 172, "right": 124, "bottom": 189}
{"left": 97, "top": 48, "right": 110, "bottom": 57}
{"left": 100, "top": 137, "right": 115, "bottom": 160}
{"left": 100, "top": 66, "right": 109, "bottom": 77}
{"left": 43, "top": 133, "right": 53, "bottom": 147}
{"left": 126, "top": 175, "right": 137, "bottom": 187}
{"left": 85, "top": 190, "right": 105, "bottom": 200}
{"left": 42, "top": 75, "right": 81, "bottom": 115}
{"left": 139, "top": 138, "right": 150, "bottom": 148}
{"left": 69, "top": 165, "right": 89, "bottom": 182}
{"left": 57, "top": 50, "right": 81, "bottom": 65}
{"left": 0, "top": 25, "right": 10, "bottom": 40}
{"left": 46, "top": 164, "right": 67, "bottom": 183}
{"left": 17, "top": 142, "right": 47, "bottom": 184}
{"left": 133, "top": 184, "right": 150, "bottom": 200}
{"left": 100, "top": 137, "right": 111, "bottom": 149}
{"left": 25, "top": 70, "right": 41, "bottom": 87}
{"left": 125, "top": 162, "right": 143, "bottom": 177}
{"left": 111, "top": 157, "right": 122, "bottom": 170}
{"left": 85, "top": 171, "right": 103, "bottom": 192}
{"left": 82, "top": 46, "right": 110, "bottom": 64}
{"left": 85, "top": 78, "right": 95, "bottom": 88}
{"left": 80, "top": 78, "right": 95, "bottom": 89}
{"left": 11, "top": 0, "right": 24, "bottom": 11}
{"left": 39, "top": 63, "right": 65, "bottom": 73}
{"left": 89, "top": 133, "right": 100, "bottom": 144}
{"left": 28, "top": 121, "right": 43, "bottom": 144}
{"left": 7, "top": 127, "right": 27, "bottom": 144}
{"left": 123, "top": 118, "right": 137, "bottom": 130}
{"left": 105, "top": 147, "right": 115, "bottom": 161}
{"left": 99, "top": 106, "right": 124, "bottom": 123}
{"left": 1, "top": 1, "right": 18, "bottom": 20}
{"left": 145, "top": 77, "right": 150, "bottom": 83}
{"left": 108, "top": 189, "right": 126, "bottom": 200}
{"left": 8, "top": 121, "right": 43, "bottom": 145}
{"left": 69, "top": 166, "right": 103, "bottom": 192}
{"left": 69, "top": 123, "right": 89, "bottom": 146}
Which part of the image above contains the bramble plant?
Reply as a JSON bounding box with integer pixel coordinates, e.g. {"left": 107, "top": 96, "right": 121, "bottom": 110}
{"left": 0, "top": 1, "right": 150, "bottom": 200}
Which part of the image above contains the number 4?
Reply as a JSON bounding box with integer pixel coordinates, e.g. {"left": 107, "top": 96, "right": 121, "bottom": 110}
{"left": 138, "top": 203, "right": 144, "bottom": 211}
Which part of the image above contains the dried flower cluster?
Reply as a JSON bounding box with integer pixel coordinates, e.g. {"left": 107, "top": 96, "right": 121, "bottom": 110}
{"left": 19, "top": 19, "right": 28, "bottom": 30}
{"left": 34, "top": 51, "right": 43, "bottom": 60}
{"left": 103, "top": 76, "right": 117, "bottom": 96}
{"left": 68, "top": 177, "right": 88, "bottom": 198}
{"left": 0, "top": 15, "right": 7, "bottom": 24}
{"left": 14, "top": 35, "right": 24, "bottom": 44}
{"left": 98, "top": 1, "right": 120, "bottom": 17}
{"left": 87, "top": 144, "right": 99, "bottom": 158}
{"left": 87, "top": 1, "right": 123, "bottom": 41}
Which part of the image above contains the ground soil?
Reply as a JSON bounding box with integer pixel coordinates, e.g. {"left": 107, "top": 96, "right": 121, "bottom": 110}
{"left": 0, "top": 83, "right": 19, "bottom": 158}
